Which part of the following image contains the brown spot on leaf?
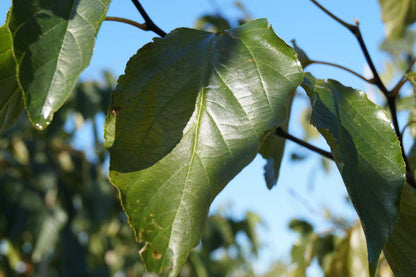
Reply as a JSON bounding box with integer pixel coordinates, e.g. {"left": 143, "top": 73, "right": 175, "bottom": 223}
{"left": 152, "top": 251, "right": 162, "bottom": 260}
{"left": 111, "top": 107, "right": 120, "bottom": 116}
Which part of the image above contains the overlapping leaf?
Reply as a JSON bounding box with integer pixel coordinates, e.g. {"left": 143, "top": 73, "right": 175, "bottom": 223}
{"left": 384, "top": 184, "right": 416, "bottom": 276}
{"left": 0, "top": 24, "right": 23, "bottom": 134}
{"left": 302, "top": 73, "right": 405, "bottom": 276}
{"left": 379, "top": 0, "right": 416, "bottom": 38}
{"left": 7, "top": 0, "right": 111, "bottom": 130}
{"left": 259, "top": 91, "right": 295, "bottom": 189}
{"left": 104, "top": 19, "right": 303, "bottom": 275}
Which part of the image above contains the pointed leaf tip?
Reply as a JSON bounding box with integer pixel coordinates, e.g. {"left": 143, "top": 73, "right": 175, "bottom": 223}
{"left": 291, "top": 40, "right": 312, "bottom": 68}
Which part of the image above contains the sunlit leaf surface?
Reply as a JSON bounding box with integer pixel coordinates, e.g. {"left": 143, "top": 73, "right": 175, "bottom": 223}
{"left": 105, "top": 19, "right": 303, "bottom": 275}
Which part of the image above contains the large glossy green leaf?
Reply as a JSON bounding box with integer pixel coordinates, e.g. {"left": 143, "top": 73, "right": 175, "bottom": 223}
{"left": 0, "top": 24, "right": 24, "bottom": 134}
{"left": 302, "top": 73, "right": 405, "bottom": 276}
{"left": 7, "top": 0, "right": 111, "bottom": 130}
{"left": 384, "top": 184, "right": 416, "bottom": 276}
{"left": 104, "top": 19, "right": 303, "bottom": 275}
{"left": 378, "top": 0, "right": 416, "bottom": 38}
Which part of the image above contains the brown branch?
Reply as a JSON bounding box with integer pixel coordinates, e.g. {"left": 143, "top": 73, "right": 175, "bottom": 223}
{"left": 276, "top": 127, "right": 334, "bottom": 160}
{"left": 131, "top": 0, "right": 166, "bottom": 37}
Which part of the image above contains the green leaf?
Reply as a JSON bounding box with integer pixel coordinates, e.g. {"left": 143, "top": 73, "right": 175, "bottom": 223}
{"left": 291, "top": 40, "right": 312, "bottom": 68}
{"left": 302, "top": 73, "right": 405, "bottom": 276}
{"left": 241, "top": 211, "right": 262, "bottom": 255}
{"left": 104, "top": 19, "right": 303, "bottom": 275}
{"left": 407, "top": 139, "right": 416, "bottom": 173}
{"left": 7, "top": 0, "right": 111, "bottom": 130}
{"left": 312, "top": 234, "right": 336, "bottom": 269}
{"left": 195, "top": 15, "right": 231, "bottom": 32}
{"left": 207, "top": 215, "right": 238, "bottom": 251}
{"left": 380, "top": 30, "right": 416, "bottom": 57}
{"left": 259, "top": 91, "right": 294, "bottom": 189}
{"left": 323, "top": 222, "right": 369, "bottom": 276}
{"left": 289, "top": 219, "right": 313, "bottom": 236}
{"left": 384, "top": 184, "right": 416, "bottom": 276}
{"left": 396, "top": 96, "right": 416, "bottom": 112}
{"left": 289, "top": 219, "right": 315, "bottom": 276}
{"left": 0, "top": 24, "right": 24, "bottom": 135}
{"left": 406, "top": 72, "right": 416, "bottom": 87}
{"left": 31, "top": 207, "right": 67, "bottom": 262}
{"left": 347, "top": 223, "right": 370, "bottom": 276}
{"left": 378, "top": 0, "right": 416, "bottom": 38}
{"left": 258, "top": 132, "right": 286, "bottom": 189}
{"left": 300, "top": 106, "right": 320, "bottom": 141}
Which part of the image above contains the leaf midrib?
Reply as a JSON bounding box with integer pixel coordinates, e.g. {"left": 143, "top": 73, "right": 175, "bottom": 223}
{"left": 168, "top": 34, "right": 218, "bottom": 260}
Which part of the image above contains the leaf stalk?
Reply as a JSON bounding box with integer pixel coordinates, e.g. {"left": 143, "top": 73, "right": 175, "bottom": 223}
{"left": 105, "top": 16, "right": 147, "bottom": 30}
{"left": 275, "top": 127, "right": 334, "bottom": 160}
{"left": 310, "top": 60, "right": 375, "bottom": 84}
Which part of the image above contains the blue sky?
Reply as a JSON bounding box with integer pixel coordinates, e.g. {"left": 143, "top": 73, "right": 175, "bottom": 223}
{"left": 0, "top": 0, "right": 403, "bottom": 275}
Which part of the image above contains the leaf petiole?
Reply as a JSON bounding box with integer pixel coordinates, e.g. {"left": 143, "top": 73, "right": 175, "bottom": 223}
{"left": 275, "top": 127, "right": 334, "bottom": 160}
{"left": 104, "top": 16, "right": 147, "bottom": 30}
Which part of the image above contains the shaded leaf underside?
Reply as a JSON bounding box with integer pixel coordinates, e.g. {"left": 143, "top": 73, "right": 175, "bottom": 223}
{"left": 105, "top": 19, "right": 302, "bottom": 276}
{"left": 259, "top": 90, "right": 295, "bottom": 189}
{"left": 302, "top": 73, "right": 405, "bottom": 276}
{"left": 384, "top": 184, "right": 416, "bottom": 276}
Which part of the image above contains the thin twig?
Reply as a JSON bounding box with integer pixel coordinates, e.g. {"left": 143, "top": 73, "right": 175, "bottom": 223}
{"left": 131, "top": 0, "right": 166, "bottom": 37}
{"left": 105, "top": 16, "right": 147, "bottom": 30}
{"left": 391, "top": 57, "right": 416, "bottom": 97}
{"left": 310, "top": 0, "right": 416, "bottom": 188}
{"left": 276, "top": 127, "right": 334, "bottom": 160}
{"left": 310, "top": 0, "right": 354, "bottom": 30}
{"left": 310, "top": 0, "right": 388, "bottom": 96}
{"left": 353, "top": 24, "right": 390, "bottom": 96}
{"left": 310, "top": 60, "right": 375, "bottom": 84}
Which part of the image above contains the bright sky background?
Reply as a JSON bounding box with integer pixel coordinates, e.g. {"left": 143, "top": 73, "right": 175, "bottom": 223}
{"left": 0, "top": 0, "right": 407, "bottom": 275}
